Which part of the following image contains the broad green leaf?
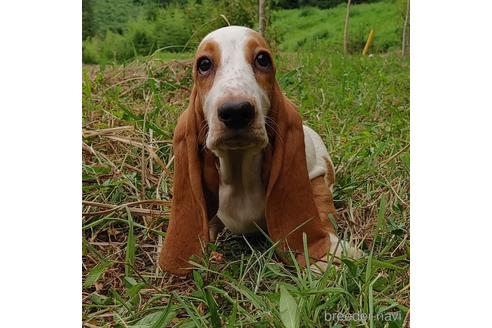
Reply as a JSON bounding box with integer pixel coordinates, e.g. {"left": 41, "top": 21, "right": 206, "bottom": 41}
{"left": 279, "top": 285, "right": 299, "bottom": 328}
{"left": 227, "top": 302, "right": 237, "bottom": 328}
{"left": 192, "top": 270, "right": 204, "bottom": 289}
{"left": 205, "top": 289, "right": 221, "bottom": 328}
{"left": 89, "top": 293, "right": 111, "bottom": 306}
{"left": 83, "top": 260, "right": 111, "bottom": 288}
{"left": 129, "top": 306, "right": 175, "bottom": 328}
{"left": 341, "top": 258, "right": 358, "bottom": 276}
{"left": 151, "top": 295, "right": 175, "bottom": 328}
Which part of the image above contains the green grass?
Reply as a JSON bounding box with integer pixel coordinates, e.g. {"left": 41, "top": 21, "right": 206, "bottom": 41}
{"left": 82, "top": 45, "right": 409, "bottom": 327}
{"left": 154, "top": 52, "right": 193, "bottom": 62}
{"left": 271, "top": 1, "right": 406, "bottom": 53}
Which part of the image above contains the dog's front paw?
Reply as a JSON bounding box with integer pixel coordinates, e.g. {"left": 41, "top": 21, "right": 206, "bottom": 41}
{"left": 208, "top": 216, "right": 224, "bottom": 242}
{"left": 310, "top": 233, "right": 364, "bottom": 274}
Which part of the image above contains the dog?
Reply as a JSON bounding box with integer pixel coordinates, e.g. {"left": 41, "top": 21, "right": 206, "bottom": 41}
{"left": 159, "top": 26, "right": 360, "bottom": 276}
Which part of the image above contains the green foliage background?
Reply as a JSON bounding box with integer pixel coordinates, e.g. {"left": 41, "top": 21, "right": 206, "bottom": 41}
{"left": 82, "top": 0, "right": 407, "bottom": 64}
{"left": 82, "top": 0, "right": 258, "bottom": 64}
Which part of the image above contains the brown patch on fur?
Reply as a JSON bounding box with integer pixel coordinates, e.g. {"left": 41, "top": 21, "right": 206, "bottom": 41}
{"left": 310, "top": 176, "right": 337, "bottom": 236}
{"left": 261, "top": 145, "right": 273, "bottom": 185}
{"left": 244, "top": 33, "right": 276, "bottom": 100}
{"left": 159, "top": 88, "right": 210, "bottom": 275}
{"left": 263, "top": 81, "right": 334, "bottom": 268}
{"left": 194, "top": 40, "right": 221, "bottom": 101}
{"left": 202, "top": 149, "right": 219, "bottom": 219}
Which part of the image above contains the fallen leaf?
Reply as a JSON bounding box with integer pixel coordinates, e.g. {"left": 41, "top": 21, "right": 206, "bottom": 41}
{"left": 210, "top": 251, "right": 224, "bottom": 263}
{"left": 94, "top": 282, "right": 104, "bottom": 292}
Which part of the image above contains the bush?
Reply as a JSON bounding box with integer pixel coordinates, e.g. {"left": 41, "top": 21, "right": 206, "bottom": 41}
{"left": 93, "top": 0, "right": 135, "bottom": 36}
{"left": 127, "top": 16, "right": 156, "bottom": 56}
{"left": 83, "top": 31, "right": 134, "bottom": 64}
{"left": 105, "top": 32, "right": 134, "bottom": 62}
{"left": 183, "top": 0, "right": 257, "bottom": 48}
{"left": 221, "top": 0, "right": 257, "bottom": 27}
{"left": 273, "top": 0, "right": 382, "bottom": 10}
{"left": 153, "top": 7, "right": 192, "bottom": 52}
{"left": 82, "top": 0, "right": 258, "bottom": 64}
{"left": 82, "top": 38, "right": 100, "bottom": 64}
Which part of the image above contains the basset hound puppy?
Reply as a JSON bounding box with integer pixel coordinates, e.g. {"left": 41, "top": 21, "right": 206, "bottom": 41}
{"left": 159, "top": 26, "right": 360, "bottom": 276}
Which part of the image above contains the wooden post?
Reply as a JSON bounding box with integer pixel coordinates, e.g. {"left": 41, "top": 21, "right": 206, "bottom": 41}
{"left": 343, "top": 0, "right": 352, "bottom": 54}
{"left": 362, "top": 29, "right": 375, "bottom": 56}
{"left": 259, "top": 0, "right": 266, "bottom": 36}
{"left": 402, "top": 0, "right": 410, "bottom": 57}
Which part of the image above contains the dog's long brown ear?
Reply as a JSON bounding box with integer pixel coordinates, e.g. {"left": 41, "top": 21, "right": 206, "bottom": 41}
{"left": 265, "top": 82, "right": 334, "bottom": 266}
{"left": 159, "top": 87, "right": 214, "bottom": 276}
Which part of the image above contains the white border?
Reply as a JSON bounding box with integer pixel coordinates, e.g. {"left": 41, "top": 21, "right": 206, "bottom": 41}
{"left": 0, "top": 1, "right": 81, "bottom": 326}
{"left": 1, "top": 0, "right": 492, "bottom": 326}
{"left": 411, "top": 0, "right": 492, "bottom": 326}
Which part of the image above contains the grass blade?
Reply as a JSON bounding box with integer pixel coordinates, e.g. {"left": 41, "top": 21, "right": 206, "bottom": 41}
{"left": 377, "top": 194, "right": 387, "bottom": 232}
{"left": 125, "top": 207, "right": 136, "bottom": 277}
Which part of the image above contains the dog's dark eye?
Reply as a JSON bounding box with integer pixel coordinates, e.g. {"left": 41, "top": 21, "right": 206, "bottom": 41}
{"left": 198, "top": 57, "right": 212, "bottom": 75}
{"left": 255, "top": 52, "right": 271, "bottom": 69}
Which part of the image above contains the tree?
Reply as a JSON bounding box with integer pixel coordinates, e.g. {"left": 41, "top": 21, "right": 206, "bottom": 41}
{"left": 82, "top": 0, "right": 95, "bottom": 41}
{"left": 402, "top": 0, "right": 410, "bottom": 57}
{"left": 343, "top": 0, "right": 351, "bottom": 54}
{"left": 259, "top": 0, "right": 266, "bottom": 36}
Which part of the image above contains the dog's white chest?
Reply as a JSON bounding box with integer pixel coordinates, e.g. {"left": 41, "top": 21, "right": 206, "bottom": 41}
{"left": 217, "top": 182, "right": 266, "bottom": 234}
{"left": 214, "top": 125, "right": 330, "bottom": 235}
{"left": 215, "top": 150, "right": 267, "bottom": 234}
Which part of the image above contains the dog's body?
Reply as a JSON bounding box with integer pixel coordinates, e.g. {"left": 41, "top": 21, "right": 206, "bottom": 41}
{"left": 159, "top": 26, "right": 359, "bottom": 275}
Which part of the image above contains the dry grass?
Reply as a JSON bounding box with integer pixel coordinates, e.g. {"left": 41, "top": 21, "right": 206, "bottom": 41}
{"left": 83, "top": 59, "right": 192, "bottom": 326}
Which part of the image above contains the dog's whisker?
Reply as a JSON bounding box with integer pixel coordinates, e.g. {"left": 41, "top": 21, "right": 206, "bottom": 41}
{"left": 266, "top": 116, "right": 280, "bottom": 134}
{"left": 265, "top": 116, "right": 283, "bottom": 144}
{"left": 198, "top": 120, "right": 209, "bottom": 140}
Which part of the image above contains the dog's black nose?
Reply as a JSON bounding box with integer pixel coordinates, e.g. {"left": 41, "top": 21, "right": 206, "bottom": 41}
{"left": 218, "top": 101, "right": 255, "bottom": 129}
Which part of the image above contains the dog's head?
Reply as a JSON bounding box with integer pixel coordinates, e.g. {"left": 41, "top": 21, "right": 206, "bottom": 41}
{"left": 192, "top": 26, "right": 276, "bottom": 153}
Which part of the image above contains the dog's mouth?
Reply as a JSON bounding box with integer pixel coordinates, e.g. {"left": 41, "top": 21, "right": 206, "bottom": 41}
{"left": 218, "top": 134, "right": 266, "bottom": 150}
{"left": 210, "top": 130, "right": 268, "bottom": 151}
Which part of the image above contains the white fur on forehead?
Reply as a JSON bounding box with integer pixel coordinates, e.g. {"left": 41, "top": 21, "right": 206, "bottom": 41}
{"left": 199, "top": 26, "right": 256, "bottom": 47}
